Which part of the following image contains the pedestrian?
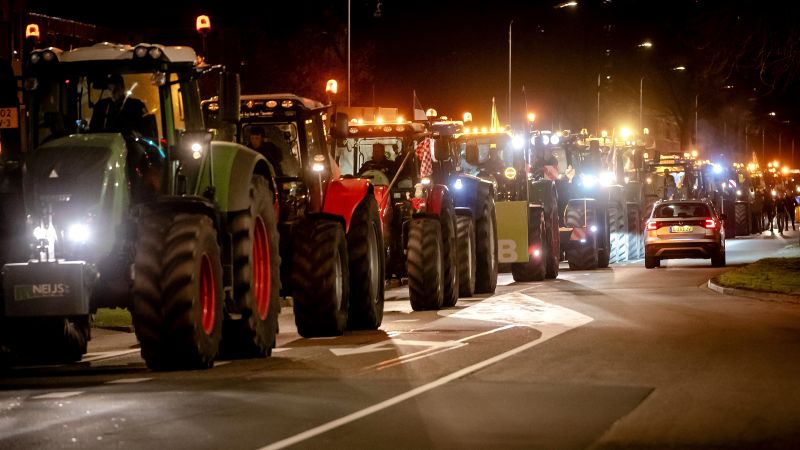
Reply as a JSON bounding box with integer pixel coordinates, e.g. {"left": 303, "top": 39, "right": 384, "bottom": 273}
{"left": 776, "top": 191, "right": 788, "bottom": 235}
{"left": 764, "top": 192, "right": 776, "bottom": 234}
{"left": 784, "top": 192, "right": 797, "bottom": 231}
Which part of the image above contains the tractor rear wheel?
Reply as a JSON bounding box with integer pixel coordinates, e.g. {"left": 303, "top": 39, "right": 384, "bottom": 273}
{"left": 220, "top": 175, "right": 281, "bottom": 358}
{"left": 408, "top": 218, "right": 444, "bottom": 310}
{"left": 2, "top": 316, "right": 90, "bottom": 364}
{"left": 456, "top": 215, "right": 476, "bottom": 298}
{"left": 474, "top": 194, "right": 498, "bottom": 294}
{"left": 291, "top": 220, "right": 349, "bottom": 337}
{"left": 512, "top": 209, "right": 546, "bottom": 282}
{"left": 347, "top": 195, "right": 385, "bottom": 330}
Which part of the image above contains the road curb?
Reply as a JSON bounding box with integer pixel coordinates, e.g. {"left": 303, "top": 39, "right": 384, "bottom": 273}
{"left": 707, "top": 278, "right": 800, "bottom": 304}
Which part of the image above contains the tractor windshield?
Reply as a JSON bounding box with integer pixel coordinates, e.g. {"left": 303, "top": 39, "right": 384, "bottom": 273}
{"left": 31, "top": 73, "right": 162, "bottom": 146}
{"left": 241, "top": 122, "right": 302, "bottom": 177}
{"left": 339, "top": 136, "right": 418, "bottom": 186}
{"left": 458, "top": 135, "right": 514, "bottom": 176}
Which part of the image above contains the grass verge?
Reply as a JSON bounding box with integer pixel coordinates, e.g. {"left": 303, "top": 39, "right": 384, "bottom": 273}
{"left": 93, "top": 308, "right": 132, "bottom": 331}
{"left": 716, "top": 257, "right": 800, "bottom": 296}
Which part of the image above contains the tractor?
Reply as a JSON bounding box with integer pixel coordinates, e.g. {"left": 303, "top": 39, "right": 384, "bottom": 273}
{"left": 1, "top": 42, "right": 281, "bottom": 370}
{"left": 336, "top": 111, "right": 463, "bottom": 310}
{"left": 450, "top": 124, "right": 558, "bottom": 282}
{"left": 202, "top": 94, "right": 385, "bottom": 338}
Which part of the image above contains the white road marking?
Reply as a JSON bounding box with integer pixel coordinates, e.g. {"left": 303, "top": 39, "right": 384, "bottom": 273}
{"left": 81, "top": 349, "right": 140, "bottom": 363}
{"left": 271, "top": 348, "right": 292, "bottom": 353}
{"left": 105, "top": 378, "right": 152, "bottom": 384}
{"left": 367, "top": 325, "right": 515, "bottom": 371}
{"left": 330, "top": 339, "right": 460, "bottom": 357}
{"left": 32, "top": 391, "right": 84, "bottom": 399}
{"left": 260, "top": 295, "right": 592, "bottom": 450}
{"left": 213, "top": 361, "right": 231, "bottom": 367}
{"left": 391, "top": 319, "right": 419, "bottom": 323}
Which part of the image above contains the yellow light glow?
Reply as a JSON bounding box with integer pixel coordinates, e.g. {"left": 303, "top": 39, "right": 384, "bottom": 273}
{"left": 463, "top": 112, "right": 473, "bottom": 123}
{"left": 481, "top": 127, "right": 488, "bottom": 133}
{"left": 782, "top": 167, "right": 789, "bottom": 175}
{"left": 773, "top": 160, "right": 779, "bottom": 167}
{"left": 601, "top": 130, "right": 608, "bottom": 138}
{"left": 646, "top": 177, "right": 652, "bottom": 184}
{"left": 504, "top": 167, "right": 517, "bottom": 179}
{"left": 691, "top": 150, "right": 698, "bottom": 158}
{"left": 684, "top": 152, "right": 690, "bottom": 158}
{"left": 527, "top": 112, "right": 536, "bottom": 122}
{"left": 396, "top": 116, "right": 404, "bottom": 123}
{"left": 472, "top": 127, "right": 478, "bottom": 133}
{"left": 620, "top": 127, "right": 631, "bottom": 139}
{"left": 376, "top": 117, "right": 384, "bottom": 124}
{"left": 325, "top": 79, "right": 338, "bottom": 95}
{"left": 357, "top": 118, "right": 364, "bottom": 125}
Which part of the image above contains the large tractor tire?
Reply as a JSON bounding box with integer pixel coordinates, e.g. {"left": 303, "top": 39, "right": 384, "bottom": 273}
{"left": 456, "top": 215, "right": 476, "bottom": 298}
{"left": 511, "top": 209, "right": 546, "bottom": 282}
{"left": 133, "top": 213, "right": 224, "bottom": 370}
{"left": 627, "top": 203, "right": 643, "bottom": 260}
{"left": 219, "top": 175, "right": 281, "bottom": 359}
{"left": 408, "top": 218, "right": 444, "bottom": 310}
{"left": 347, "top": 195, "right": 385, "bottom": 330}
{"left": 291, "top": 219, "right": 349, "bottom": 337}
{"left": 2, "top": 316, "right": 90, "bottom": 364}
{"left": 567, "top": 240, "right": 599, "bottom": 270}
{"left": 440, "top": 201, "right": 459, "bottom": 308}
{"left": 734, "top": 201, "right": 750, "bottom": 237}
{"left": 474, "top": 194, "right": 498, "bottom": 294}
{"left": 607, "top": 191, "right": 628, "bottom": 264}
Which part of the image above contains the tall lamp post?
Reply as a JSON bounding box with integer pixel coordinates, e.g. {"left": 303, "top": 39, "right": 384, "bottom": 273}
{"left": 508, "top": 19, "right": 513, "bottom": 125}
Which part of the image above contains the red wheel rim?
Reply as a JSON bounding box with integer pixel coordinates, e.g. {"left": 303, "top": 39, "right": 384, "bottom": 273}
{"left": 253, "top": 216, "right": 271, "bottom": 320}
{"left": 200, "top": 254, "right": 216, "bottom": 335}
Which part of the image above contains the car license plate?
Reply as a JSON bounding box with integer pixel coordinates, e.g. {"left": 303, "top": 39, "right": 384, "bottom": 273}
{"left": 670, "top": 225, "right": 693, "bottom": 233}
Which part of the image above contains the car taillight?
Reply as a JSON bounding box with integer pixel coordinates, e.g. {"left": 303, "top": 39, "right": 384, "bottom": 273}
{"left": 704, "top": 218, "right": 717, "bottom": 229}
{"left": 646, "top": 220, "right": 658, "bottom": 231}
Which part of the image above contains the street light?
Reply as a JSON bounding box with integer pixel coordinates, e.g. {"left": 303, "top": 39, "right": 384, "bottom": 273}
{"left": 638, "top": 41, "right": 653, "bottom": 48}
{"left": 555, "top": 1, "right": 578, "bottom": 8}
{"left": 672, "top": 66, "right": 686, "bottom": 71}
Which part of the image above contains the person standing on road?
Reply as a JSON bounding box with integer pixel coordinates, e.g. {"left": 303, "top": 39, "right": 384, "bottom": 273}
{"left": 764, "top": 192, "right": 776, "bottom": 234}
{"left": 776, "top": 192, "right": 788, "bottom": 235}
{"left": 784, "top": 192, "right": 797, "bottom": 231}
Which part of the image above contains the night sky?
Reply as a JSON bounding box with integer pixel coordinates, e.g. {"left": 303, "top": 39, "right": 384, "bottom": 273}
{"left": 28, "top": 0, "right": 800, "bottom": 161}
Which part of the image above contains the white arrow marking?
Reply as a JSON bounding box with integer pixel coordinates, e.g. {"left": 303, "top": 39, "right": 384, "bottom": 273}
{"left": 443, "top": 291, "right": 593, "bottom": 330}
{"left": 330, "top": 338, "right": 460, "bottom": 357}
{"left": 32, "top": 391, "right": 83, "bottom": 399}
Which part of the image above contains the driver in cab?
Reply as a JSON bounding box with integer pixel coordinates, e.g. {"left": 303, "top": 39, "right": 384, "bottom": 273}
{"left": 90, "top": 74, "right": 149, "bottom": 136}
{"left": 358, "top": 143, "right": 394, "bottom": 177}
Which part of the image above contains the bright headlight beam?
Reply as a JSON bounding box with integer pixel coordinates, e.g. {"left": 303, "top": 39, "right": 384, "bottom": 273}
{"left": 67, "top": 224, "right": 91, "bottom": 243}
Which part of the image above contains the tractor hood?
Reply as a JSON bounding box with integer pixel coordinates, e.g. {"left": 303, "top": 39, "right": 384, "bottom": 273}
{"left": 24, "top": 133, "right": 130, "bottom": 259}
{"left": 25, "top": 133, "right": 127, "bottom": 208}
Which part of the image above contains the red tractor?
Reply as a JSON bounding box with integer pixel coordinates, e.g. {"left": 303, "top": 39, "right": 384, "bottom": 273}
{"left": 336, "top": 111, "right": 463, "bottom": 310}
{"left": 203, "top": 95, "right": 384, "bottom": 337}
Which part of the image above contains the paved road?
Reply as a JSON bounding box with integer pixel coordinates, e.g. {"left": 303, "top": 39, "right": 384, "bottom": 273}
{"left": 1, "top": 231, "right": 798, "bottom": 449}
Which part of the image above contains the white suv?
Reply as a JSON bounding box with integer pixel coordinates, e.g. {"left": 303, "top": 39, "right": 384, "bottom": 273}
{"left": 644, "top": 200, "right": 726, "bottom": 268}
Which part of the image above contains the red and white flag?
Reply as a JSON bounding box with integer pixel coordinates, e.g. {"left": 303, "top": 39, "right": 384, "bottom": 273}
{"left": 416, "top": 138, "right": 433, "bottom": 178}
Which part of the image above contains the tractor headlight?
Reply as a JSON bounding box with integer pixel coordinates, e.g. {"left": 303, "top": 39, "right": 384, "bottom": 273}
{"left": 599, "top": 171, "right": 616, "bottom": 186}
{"left": 134, "top": 45, "right": 149, "bottom": 58}
{"left": 590, "top": 225, "right": 598, "bottom": 233}
{"left": 148, "top": 47, "right": 163, "bottom": 59}
{"left": 504, "top": 167, "right": 517, "bottom": 180}
{"left": 512, "top": 135, "right": 524, "bottom": 150}
{"left": 581, "top": 174, "right": 597, "bottom": 188}
{"left": 191, "top": 142, "right": 203, "bottom": 160}
{"left": 33, "top": 226, "right": 47, "bottom": 240}
{"left": 550, "top": 135, "right": 560, "bottom": 145}
{"left": 30, "top": 52, "right": 41, "bottom": 64}
{"left": 454, "top": 179, "right": 463, "bottom": 190}
{"left": 67, "top": 223, "right": 91, "bottom": 243}
{"left": 542, "top": 135, "right": 551, "bottom": 145}
{"left": 421, "top": 177, "right": 431, "bottom": 186}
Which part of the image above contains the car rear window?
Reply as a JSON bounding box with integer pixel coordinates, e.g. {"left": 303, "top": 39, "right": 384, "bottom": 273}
{"left": 654, "top": 203, "right": 710, "bottom": 218}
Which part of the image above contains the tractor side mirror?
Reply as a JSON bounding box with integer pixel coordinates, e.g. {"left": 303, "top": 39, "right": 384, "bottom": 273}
{"left": 332, "top": 112, "right": 349, "bottom": 139}
{"left": 433, "top": 139, "right": 450, "bottom": 161}
{"left": 217, "top": 71, "right": 240, "bottom": 124}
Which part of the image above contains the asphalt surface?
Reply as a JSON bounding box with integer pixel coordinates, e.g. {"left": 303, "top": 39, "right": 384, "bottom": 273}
{"left": 1, "top": 230, "right": 798, "bottom": 449}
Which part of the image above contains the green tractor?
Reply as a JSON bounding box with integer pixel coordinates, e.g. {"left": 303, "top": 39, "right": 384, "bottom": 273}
{"left": 1, "top": 43, "right": 280, "bottom": 369}
{"left": 451, "top": 126, "right": 559, "bottom": 283}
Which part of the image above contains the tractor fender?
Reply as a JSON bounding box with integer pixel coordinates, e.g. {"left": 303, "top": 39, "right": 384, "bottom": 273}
{"left": 425, "top": 184, "right": 450, "bottom": 216}
{"left": 322, "top": 178, "right": 372, "bottom": 233}
{"left": 372, "top": 185, "right": 390, "bottom": 226}
{"left": 204, "top": 142, "right": 277, "bottom": 212}
{"left": 529, "top": 179, "right": 557, "bottom": 216}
